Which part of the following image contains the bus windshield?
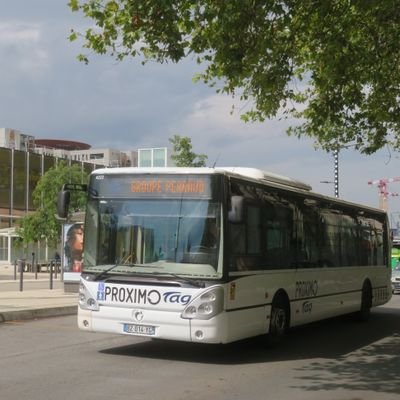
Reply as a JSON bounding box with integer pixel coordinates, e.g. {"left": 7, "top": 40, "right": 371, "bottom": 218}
{"left": 83, "top": 197, "right": 222, "bottom": 279}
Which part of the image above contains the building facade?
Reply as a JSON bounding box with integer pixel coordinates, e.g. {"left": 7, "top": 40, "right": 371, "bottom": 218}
{"left": 0, "top": 128, "right": 34, "bottom": 151}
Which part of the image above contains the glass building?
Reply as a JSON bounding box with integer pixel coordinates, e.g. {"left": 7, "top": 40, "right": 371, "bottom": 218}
{"left": 138, "top": 148, "right": 172, "bottom": 167}
{"left": 0, "top": 147, "right": 100, "bottom": 265}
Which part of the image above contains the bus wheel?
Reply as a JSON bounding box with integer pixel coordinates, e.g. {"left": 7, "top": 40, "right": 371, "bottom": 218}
{"left": 267, "top": 295, "right": 289, "bottom": 345}
{"left": 356, "top": 281, "right": 372, "bottom": 322}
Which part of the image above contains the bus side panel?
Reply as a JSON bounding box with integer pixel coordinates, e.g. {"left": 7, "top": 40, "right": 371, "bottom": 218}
{"left": 290, "top": 265, "right": 391, "bottom": 327}
{"left": 290, "top": 267, "right": 359, "bottom": 327}
{"left": 370, "top": 266, "right": 392, "bottom": 306}
{"left": 225, "top": 275, "right": 276, "bottom": 341}
{"left": 224, "top": 307, "right": 270, "bottom": 343}
{"left": 228, "top": 265, "right": 391, "bottom": 337}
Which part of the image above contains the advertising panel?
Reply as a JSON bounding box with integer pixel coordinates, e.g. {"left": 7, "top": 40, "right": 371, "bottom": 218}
{"left": 63, "top": 222, "right": 84, "bottom": 282}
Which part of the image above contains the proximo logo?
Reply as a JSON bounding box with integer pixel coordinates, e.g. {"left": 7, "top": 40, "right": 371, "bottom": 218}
{"left": 97, "top": 284, "right": 192, "bottom": 306}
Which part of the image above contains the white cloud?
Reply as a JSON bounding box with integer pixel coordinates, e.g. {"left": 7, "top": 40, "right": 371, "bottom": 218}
{"left": 0, "top": 22, "right": 40, "bottom": 44}
{"left": 0, "top": 21, "right": 50, "bottom": 76}
{"left": 179, "top": 94, "right": 288, "bottom": 142}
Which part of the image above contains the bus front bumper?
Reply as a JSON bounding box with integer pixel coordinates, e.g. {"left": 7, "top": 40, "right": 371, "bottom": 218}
{"left": 78, "top": 306, "right": 228, "bottom": 343}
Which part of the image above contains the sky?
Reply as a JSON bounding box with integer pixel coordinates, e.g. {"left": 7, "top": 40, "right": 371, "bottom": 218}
{"left": 2, "top": 1, "right": 400, "bottom": 225}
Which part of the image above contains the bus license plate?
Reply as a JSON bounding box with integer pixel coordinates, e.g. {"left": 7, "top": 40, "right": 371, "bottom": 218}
{"left": 123, "top": 323, "right": 156, "bottom": 336}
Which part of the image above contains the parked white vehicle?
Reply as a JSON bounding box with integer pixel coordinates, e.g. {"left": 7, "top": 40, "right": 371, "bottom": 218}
{"left": 392, "top": 265, "right": 400, "bottom": 294}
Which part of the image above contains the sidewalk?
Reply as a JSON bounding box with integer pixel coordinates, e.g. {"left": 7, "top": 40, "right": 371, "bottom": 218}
{"left": 0, "top": 264, "right": 78, "bottom": 323}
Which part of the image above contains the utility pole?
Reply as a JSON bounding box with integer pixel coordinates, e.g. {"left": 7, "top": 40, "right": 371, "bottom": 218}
{"left": 333, "top": 148, "right": 339, "bottom": 198}
{"left": 321, "top": 148, "right": 340, "bottom": 198}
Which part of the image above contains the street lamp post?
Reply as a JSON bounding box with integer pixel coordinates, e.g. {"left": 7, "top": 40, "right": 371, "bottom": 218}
{"left": 323, "top": 140, "right": 359, "bottom": 198}
{"left": 334, "top": 148, "right": 339, "bottom": 198}
{"left": 321, "top": 148, "right": 340, "bottom": 198}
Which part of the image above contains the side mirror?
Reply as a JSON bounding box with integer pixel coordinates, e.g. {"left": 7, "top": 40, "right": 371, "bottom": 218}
{"left": 56, "top": 183, "right": 87, "bottom": 219}
{"left": 57, "top": 190, "right": 70, "bottom": 219}
{"left": 228, "top": 196, "right": 244, "bottom": 223}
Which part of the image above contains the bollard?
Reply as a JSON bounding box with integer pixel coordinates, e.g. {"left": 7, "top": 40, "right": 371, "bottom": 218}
{"left": 18, "top": 259, "right": 25, "bottom": 292}
{"left": 14, "top": 259, "right": 17, "bottom": 280}
{"left": 54, "top": 259, "right": 58, "bottom": 279}
{"left": 32, "top": 252, "right": 37, "bottom": 280}
{"left": 49, "top": 260, "right": 54, "bottom": 290}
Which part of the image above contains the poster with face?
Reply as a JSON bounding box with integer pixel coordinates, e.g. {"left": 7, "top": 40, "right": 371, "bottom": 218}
{"left": 63, "top": 223, "right": 84, "bottom": 281}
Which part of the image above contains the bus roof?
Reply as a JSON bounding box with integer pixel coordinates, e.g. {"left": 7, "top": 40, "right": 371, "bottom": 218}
{"left": 90, "top": 167, "right": 384, "bottom": 214}
{"left": 91, "top": 167, "right": 312, "bottom": 191}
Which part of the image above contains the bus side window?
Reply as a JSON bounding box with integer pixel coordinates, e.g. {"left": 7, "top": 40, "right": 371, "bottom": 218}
{"left": 246, "top": 205, "right": 261, "bottom": 254}
{"left": 235, "top": 256, "right": 249, "bottom": 271}
{"left": 229, "top": 223, "right": 246, "bottom": 254}
{"left": 229, "top": 223, "right": 246, "bottom": 271}
{"left": 229, "top": 203, "right": 262, "bottom": 271}
{"left": 263, "top": 200, "right": 294, "bottom": 269}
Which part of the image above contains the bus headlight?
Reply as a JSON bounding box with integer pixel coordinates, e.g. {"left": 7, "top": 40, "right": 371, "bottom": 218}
{"left": 181, "top": 287, "right": 224, "bottom": 320}
{"left": 79, "top": 282, "right": 100, "bottom": 311}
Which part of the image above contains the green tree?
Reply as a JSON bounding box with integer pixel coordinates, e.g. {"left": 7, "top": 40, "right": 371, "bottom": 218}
{"left": 169, "top": 135, "right": 208, "bottom": 167}
{"left": 17, "top": 162, "right": 88, "bottom": 248}
{"left": 68, "top": 1, "right": 400, "bottom": 154}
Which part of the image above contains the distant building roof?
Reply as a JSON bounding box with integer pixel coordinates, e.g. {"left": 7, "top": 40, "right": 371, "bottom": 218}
{"left": 35, "top": 139, "right": 91, "bottom": 151}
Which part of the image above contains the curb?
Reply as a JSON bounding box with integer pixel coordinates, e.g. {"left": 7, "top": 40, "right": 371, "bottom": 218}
{"left": 0, "top": 305, "right": 78, "bottom": 323}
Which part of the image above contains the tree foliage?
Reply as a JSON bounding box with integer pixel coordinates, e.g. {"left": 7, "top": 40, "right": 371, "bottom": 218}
{"left": 169, "top": 135, "right": 207, "bottom": 167}
{"left": 68, "top": 0, "right": 400, "bottom": 154}
{"left": 17, "top": 162, "right": 88, "bottom": 248}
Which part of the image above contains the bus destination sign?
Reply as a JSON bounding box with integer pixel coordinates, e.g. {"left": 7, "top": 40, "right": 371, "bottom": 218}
{"left": 131, "top": 178, "right": 206, "bottom": 195}
{"left": 91, "top": 174, "right": 213, "bottom": 198}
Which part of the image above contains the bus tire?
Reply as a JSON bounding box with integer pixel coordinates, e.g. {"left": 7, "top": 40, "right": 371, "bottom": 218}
{"left": 267, "top": 293, "right": 289, "bottom": 345}
{"left": 356, "top": 281, "right": 372, "bottom": 322}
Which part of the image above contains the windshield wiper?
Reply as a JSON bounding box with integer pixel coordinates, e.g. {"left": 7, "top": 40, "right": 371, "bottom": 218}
{"left": 92, "top": 262, "right": 156, "bottom": 281}
{"left": 150, "top": 272, "right": 205, "bottom": 288}
{"left": 93, "top": 263, "right": 133, "bottom": 281}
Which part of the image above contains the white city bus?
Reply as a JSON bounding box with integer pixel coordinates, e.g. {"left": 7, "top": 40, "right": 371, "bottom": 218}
{"left": 58, "top": 167, "right": 392, "bottom": 344}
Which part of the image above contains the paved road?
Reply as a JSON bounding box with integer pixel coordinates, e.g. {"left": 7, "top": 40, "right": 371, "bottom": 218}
{"left": 1, "top": 296, "right": 399, "bottom": 400}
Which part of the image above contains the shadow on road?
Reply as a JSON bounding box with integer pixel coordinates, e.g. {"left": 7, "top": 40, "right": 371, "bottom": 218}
{"left": 100, "top": 305, "right": 400, "bottom": 396}
{"left": 100, "top": 306, "right": 400, "bottom": 365}
{"left": 292, "top": 332, "right": 400, "bottom": 395}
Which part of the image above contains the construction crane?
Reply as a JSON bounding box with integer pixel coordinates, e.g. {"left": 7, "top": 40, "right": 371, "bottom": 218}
{"left": 368, "top": 177, "right": 400, "bottom": 211}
